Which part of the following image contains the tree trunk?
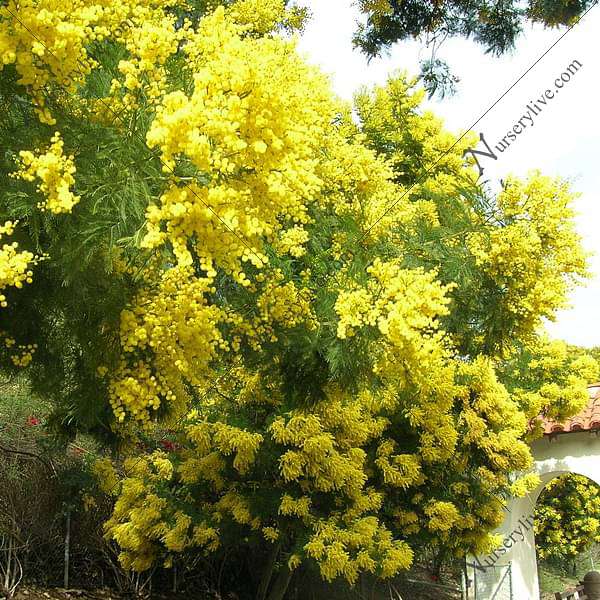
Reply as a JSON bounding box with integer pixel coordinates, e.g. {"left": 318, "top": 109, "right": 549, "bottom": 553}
{"left": 64, "top": 508, "right": 71, "bottom": 589}
{"left": 5, "top": 536, "right": 12, "bottom": 592}
{"left": 256, "top": 541, "right": 281, "bottom": 600}
{"left": 265, "top": 566, "right": 293, "bottom": 600}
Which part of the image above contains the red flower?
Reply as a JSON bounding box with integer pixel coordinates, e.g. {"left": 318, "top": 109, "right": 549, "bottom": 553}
{"left": 26, "top": 416, "right": 40, "bottom": 426}
{"left": 160, "top": 439, "right": 176, "bottom": 451}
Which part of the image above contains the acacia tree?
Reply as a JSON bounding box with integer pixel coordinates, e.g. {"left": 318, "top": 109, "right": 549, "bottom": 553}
{"left": 354, "top": 0, "right": 595, "bottom": 96}
{"left": 0, "top": 1, "right": 597, "bottom": 598}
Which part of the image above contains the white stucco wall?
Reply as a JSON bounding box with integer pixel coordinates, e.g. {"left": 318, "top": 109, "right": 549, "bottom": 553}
{"left": 468, "top": 431, "right": 600, "bottom": 600}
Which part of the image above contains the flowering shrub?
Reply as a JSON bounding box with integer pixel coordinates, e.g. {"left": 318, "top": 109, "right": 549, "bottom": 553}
{"left": 0, "top": 0, "right": 596, "bottom": 597}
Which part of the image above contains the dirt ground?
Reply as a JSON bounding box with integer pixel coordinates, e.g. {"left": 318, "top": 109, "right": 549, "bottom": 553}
{"left": 9, "top": 587, "right": 223, "bottom": 600}
{"left": 9, "top": 583, "right": 461, "bottom": 600}
{"left": 12, "top": 588, "right": 124, "bottom": 600}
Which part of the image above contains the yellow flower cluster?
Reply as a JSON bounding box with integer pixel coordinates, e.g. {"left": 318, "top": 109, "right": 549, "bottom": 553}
{"left": 0, "top": 0, "right": 179, "bottom": 123}
{"left": 317, "top": 133, "right": 437, "bottom": 242}
{"left": 317, "top": 386, "right": 389, "bottom": 449}
{"left": 0, "top": 221, "right": 34, "bottom": 308}
{"left": 279, "top": 494, "right": 311, "bottom": 517}
{"left": 142, "top": 7, "right": 334, "bottom": 278}
{"left": 424, "top": 501, "right": 460, "bottom": 532}
{"left": 100, "top": 354, "right": 544, "bottom": 578}
{"left": 335, "top": 260, "right": 456, "bottom": 437}
{"left": 217, "top": 491, "right": 261, "bottom": 528}
{"left": 96, "top": 377, "right": 412, "bottom": 582}
{"left": 12, "top": 349, "right": 34, "bottom": 367}
{"left": 97, "top": 451, "right": 222, "bottom": 569}
{"left": 270, "top": 412, "right": 367, "bottom": 494}
{"left": 274, "top": 226, "right": 310, "bottom": 258}
{"left": 109, "top": 13, "right": 185, "bottom": 114}
{"left": 0, "top": 0, "right": 97, "bottom": 123}
{"left": 257, "top": 280, "right": 317, "bottom": 333}
{"left": 509, "top": 473, "right": 541, "bottom": 498}
{"left": 3, "top": 336, "right": 37, "bottom": 367}
{"left": 101, "top": 12, "right": 438, "bottom": 442}
{"left": 507, "top": 336, "right": 599, "bottom": 432}
{"left": 456, "top": 358, "right": 531, "bottom": 476}
{"left": 206, "top": 422, "right": 263, "bottom": 475}
{"left": 352, "top": 74, "right": 478, "bottom": 211}
{"left": 184, "top": 419, "right": 263, "bottom": 479}
{"left": 375, "top": 440, "right": 423, "bottom": 488}
{"left": 536, "top": 474, "right": 600, "bottom": 561}
{"left": 99, "top": 449, "right": 265, "bottom": 569}
{"left": 13, "top": 133, "right": 79, "bottom": 213}
{"left": 304, "top": 517, "right": 413, "bottom": 583}
{"left": 467, "top": 172, "right": 587, "bottom": 339}
{"left": 365, "top": 356, "right": 537, "bottom": 555}
{"left": 335, "top": 259, "right": 452, "bottom": 341}
{"left": 92, "top": 457, "right": 121, "bottom": 496}
{"left": 228, "top": 0, "right": 287, "bottom": 34}
{"left": 110, "top": 267, "right": 226, "bottom": 425}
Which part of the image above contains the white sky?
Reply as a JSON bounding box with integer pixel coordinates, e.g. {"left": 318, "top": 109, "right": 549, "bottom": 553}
{"left": 297, "top": 1, "right": 600, "bottom": 348}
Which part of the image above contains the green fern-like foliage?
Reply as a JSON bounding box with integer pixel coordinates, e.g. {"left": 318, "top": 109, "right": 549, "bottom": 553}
{"left": 354, "top": 0, "right": 594, "bottom": 97}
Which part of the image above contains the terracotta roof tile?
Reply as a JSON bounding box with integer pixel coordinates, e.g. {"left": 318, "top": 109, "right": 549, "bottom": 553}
{"left": 541, "top": 384, "right": 600, "bottom": 436}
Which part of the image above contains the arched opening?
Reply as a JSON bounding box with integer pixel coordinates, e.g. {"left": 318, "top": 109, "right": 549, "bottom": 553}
{"left": 469, "top": 384, "right": 600, "bottom": 599}
{"left": 535, "top": 472, "right": 600, "bottom": 599}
